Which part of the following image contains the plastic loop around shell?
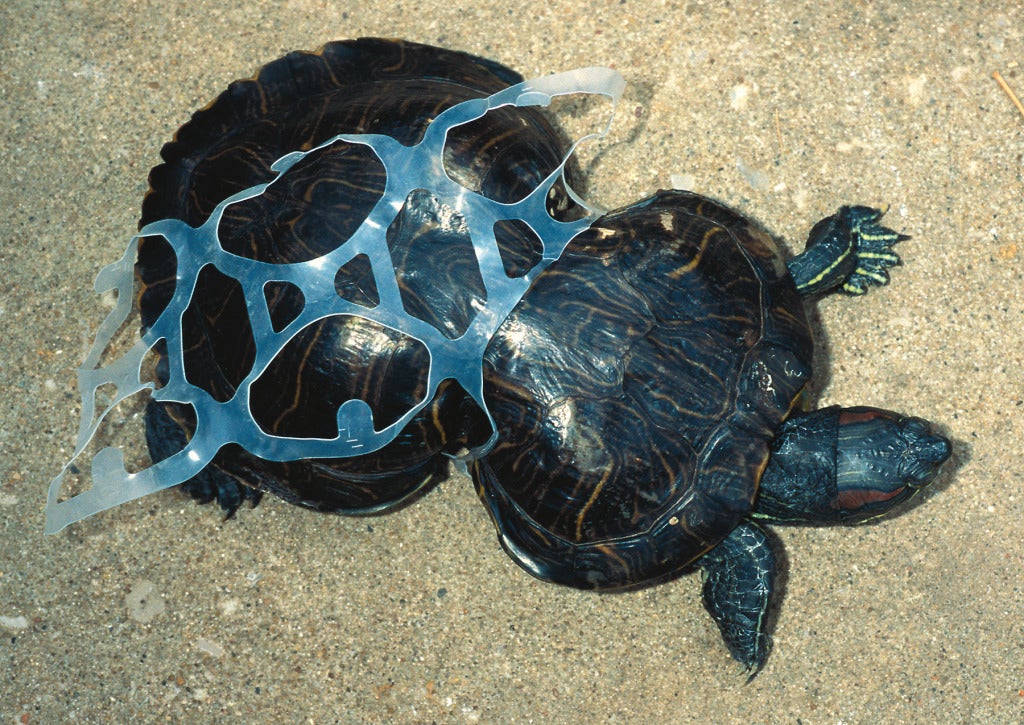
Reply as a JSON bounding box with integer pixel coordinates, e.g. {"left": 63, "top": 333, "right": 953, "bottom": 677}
{"left": 45, "top": 66, "right": 626, "bottom": 534}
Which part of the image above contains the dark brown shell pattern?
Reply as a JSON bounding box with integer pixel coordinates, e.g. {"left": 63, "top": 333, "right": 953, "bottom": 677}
{"left": 475, "top": 192, "right": 813, "bottom": 588}
{"left": 136, "top": 38, "right": 814, "bottom": 589}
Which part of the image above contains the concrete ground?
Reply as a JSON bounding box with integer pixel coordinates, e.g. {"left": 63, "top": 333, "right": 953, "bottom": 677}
{"left": 2, "top": 1, "right": 1022, "bottom": 722}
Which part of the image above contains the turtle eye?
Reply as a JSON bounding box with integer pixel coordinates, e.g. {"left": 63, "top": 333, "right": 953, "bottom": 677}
{"left": 902, "top": 417, "right": 929, "bottom": 436}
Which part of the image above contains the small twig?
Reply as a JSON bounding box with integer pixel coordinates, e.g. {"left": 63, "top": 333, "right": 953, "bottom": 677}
{"left": 774, "top": 108, "right": 784, "bottom": 152}
{"left": 992, "top": 70, "right": 1024, "bottom": 120}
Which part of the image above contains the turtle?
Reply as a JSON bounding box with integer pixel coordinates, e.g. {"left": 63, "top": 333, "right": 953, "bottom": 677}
{"left": 137, "top": 38, "right": 952, "bottom": 673}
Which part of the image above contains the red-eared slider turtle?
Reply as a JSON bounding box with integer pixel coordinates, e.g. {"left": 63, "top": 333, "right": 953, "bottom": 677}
{"left": 136, "top": 39, "right": 951, "bottom": 673}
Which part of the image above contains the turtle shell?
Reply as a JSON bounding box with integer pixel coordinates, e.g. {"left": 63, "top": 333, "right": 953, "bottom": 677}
{"left": 137, "top": 38, "right": 581, "bottom": 512}
{"left": 471, "top": 190, "right": 814, "bottom": 589}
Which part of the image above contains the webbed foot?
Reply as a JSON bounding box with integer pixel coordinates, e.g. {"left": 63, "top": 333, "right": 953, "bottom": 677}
{"left": 839, "top": 206, "right": 906, "bottom": 295}
{"left": 789, "top": 205, "right": 907, "bottom": 297}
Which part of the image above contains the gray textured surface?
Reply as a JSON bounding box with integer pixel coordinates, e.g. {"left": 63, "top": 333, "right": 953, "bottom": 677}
{"left": 2, "top": 1, "right": 1022, "bottom": 722}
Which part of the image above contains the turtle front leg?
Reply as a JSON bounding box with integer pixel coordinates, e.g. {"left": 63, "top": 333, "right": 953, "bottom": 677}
{"left": 787, "top": 206, "right": 907, "bottom": 297}
{"left": 699, "top": 521, "right": 775, "bottom": 675}
{"left": 754, "top": 406, "right": 951, "bottom": 525}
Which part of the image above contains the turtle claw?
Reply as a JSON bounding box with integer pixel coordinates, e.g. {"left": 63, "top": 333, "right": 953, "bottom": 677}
{"left": 840, "top": 206, "right": 905, "bottom": 296}
{"left": 180, "top": 468, "right": 263, "bottom": 518}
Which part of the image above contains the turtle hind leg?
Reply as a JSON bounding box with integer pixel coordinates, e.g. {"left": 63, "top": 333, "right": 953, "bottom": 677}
{"left": 144, "top": 400, "right": 262, "bottom": 517}
{"left": 788, "top": 205, "right": 906, "bottom": 297}
{"left": 699, "top": 521, "right": 776, "bottom": 676}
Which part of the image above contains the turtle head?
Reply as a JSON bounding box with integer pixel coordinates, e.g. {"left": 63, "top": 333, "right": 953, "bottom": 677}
{"left": 756, "top": 405, "right": 951, "bottom": 526}
{"left": 833, "top": 407, "right": 951, "bottom": 523}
